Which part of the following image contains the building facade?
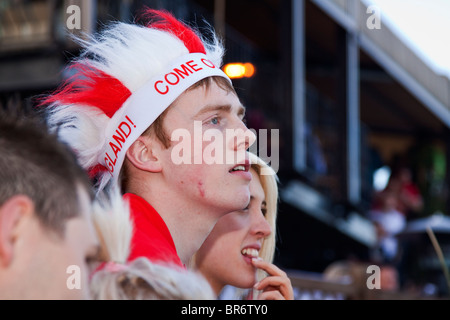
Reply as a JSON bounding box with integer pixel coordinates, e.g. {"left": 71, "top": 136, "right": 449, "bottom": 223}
{"left": 2, "top": 0, "right": 450, "bottom": 295}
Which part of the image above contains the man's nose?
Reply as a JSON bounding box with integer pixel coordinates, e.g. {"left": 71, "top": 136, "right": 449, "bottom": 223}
{"left": 230, "top": 120, "right": 256, "bottom": 151}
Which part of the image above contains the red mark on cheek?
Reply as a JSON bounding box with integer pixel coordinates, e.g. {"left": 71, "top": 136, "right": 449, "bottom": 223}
{"left": 198, "top": 181, "right": 205, "bottom": 198}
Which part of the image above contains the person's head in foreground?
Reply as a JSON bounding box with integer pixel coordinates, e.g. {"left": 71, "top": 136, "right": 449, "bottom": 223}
{"left": 41, "top": 8, "right": 256, "bottom": 266}
{"left": 192, "top": 152, "right": 293, "bottom": 300}
{"left": 0, "top": 104, "right": 99, "bottom": 300}
{"left": 89, "top": 187, "right": 215, "bottom": 300}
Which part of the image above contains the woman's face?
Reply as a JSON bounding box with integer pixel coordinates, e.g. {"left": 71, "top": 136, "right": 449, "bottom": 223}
{"left": 195, "top": 168, "right": 272, "bottom": 295}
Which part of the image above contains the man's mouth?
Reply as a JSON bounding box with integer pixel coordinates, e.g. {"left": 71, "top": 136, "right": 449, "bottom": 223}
{"left": 230, "top": 165, "right": 246, "bottom": 172}
{"left": 229, "top": 160, "right": 250, "bottom": 173}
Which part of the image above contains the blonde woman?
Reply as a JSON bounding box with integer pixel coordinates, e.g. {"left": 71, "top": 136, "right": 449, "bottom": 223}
{"left": 89, "top": 187, "right": 215, "bottom": 300}
{"left": 191, "top": 153, "right": 293, "bottom": 300}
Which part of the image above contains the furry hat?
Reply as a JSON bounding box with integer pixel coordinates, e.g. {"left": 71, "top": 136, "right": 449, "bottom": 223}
{"left": 41, "top": 9, "right": 230, "bottom": 192}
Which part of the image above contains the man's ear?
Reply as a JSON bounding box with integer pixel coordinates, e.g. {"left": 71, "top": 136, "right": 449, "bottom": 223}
{"left": 0, "top": 195, "right": 34, "bottom": 267}
{"left": 126, "top": 135, "right": 163, "bottom": 173}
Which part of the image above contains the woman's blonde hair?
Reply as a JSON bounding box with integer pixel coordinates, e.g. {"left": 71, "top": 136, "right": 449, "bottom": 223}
{"left": 90, "top": 186, "right": 215, "bottom": 300}
{"left": 248, "top": 152, "right": 279, "bottom": 283}
{"left": 90, "top": 257, "right": 215, "bottom": 300}
{"left": 238, "top": 152, "right": 279, "bottom": 300}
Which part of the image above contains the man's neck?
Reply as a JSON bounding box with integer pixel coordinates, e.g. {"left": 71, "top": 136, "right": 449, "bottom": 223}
{"left": 157, "top": 201, "right": 219, "bottom": 265}
{"left": 128, "top": 180, "right": 221, "bottom": 265}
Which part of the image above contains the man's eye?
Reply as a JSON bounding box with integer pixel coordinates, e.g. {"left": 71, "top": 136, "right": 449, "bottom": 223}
{"left": 210, "top": 117, "right": 219, "bottom": 125}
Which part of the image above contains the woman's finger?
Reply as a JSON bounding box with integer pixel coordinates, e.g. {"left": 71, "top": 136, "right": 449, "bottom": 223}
{"left": 252, "top": 258, "right": 287, "bottom": 277}
{"left": 254, "top": 275, "right": 293, "bottom": 300}
{"left": 257, "top": 290, "right": 285, "bottom": 300}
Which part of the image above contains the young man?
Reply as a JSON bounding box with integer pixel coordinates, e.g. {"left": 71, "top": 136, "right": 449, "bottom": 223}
{"left": 0, "top": 105, "right": 100, "bottom": 299}
{"left": 41, "top": 10, "right": 256, "bottom": 268}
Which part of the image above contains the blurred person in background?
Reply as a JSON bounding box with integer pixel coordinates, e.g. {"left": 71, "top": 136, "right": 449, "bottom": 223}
{"left": 374, "top": 166, "right": 423, "bottom": 219}
{"left": 0, "top": 102, "right": 99, "bottom": 299}
{"left": 368, "top": 191, "right": 406, "bottom": 264}
{"left": 191, "top": 153, "right": 293, "bottom": 300}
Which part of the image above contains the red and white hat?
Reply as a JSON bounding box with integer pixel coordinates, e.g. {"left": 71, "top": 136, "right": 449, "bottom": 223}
{"left": 42, "top": 9, "right": 231, "bottom": 192}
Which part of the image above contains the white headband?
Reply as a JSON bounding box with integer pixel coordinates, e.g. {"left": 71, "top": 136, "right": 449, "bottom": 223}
{"left": 99, "top": 52, "right": 232, "bottom": 182}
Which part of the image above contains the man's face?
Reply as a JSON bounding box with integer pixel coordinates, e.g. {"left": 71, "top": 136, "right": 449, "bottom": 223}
{"left": 13, "top": 187, "right": 100, "bottom": 300}
{"left": 158, "top": 80, "right": 256, "bottom": 215}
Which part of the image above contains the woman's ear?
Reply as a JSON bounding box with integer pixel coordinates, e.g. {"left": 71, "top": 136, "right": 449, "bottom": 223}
{"left": 126, "top": 135, "right": 163, "bottom": 173}
{"left": 0, "top": 195, "right": 34, "bottom": 267}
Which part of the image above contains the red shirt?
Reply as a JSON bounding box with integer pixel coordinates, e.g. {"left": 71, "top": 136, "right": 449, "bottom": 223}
{"left": 124, "top": 193, "right": 184, "bottom": 269}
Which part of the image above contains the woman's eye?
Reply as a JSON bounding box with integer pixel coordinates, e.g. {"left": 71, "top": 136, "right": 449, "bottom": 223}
{"left": 240, "top": 204, "right": 250, "bottom": 213}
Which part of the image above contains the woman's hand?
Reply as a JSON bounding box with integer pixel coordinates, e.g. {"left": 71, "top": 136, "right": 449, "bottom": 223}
{"left": 252, "top": 258, "right": 294, "bottom": 300}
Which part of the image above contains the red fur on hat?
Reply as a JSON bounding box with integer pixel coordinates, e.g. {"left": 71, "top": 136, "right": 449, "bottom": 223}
{"left": 139, "top": 9, "right": 206, "bottom": 54}
{"left": 88, "top": 163, "right": 108, "bottom": 179}
{"left": 41, "top": 63, "right": 131, "bottom": 118}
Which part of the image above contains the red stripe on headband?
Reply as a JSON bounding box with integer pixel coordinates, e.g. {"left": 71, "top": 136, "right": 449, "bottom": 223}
{"left": 140, "top": 9, "right": 206, "bottom": 54}
{"left": 40, "top": 62, "right": 131, "bottom": 118}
